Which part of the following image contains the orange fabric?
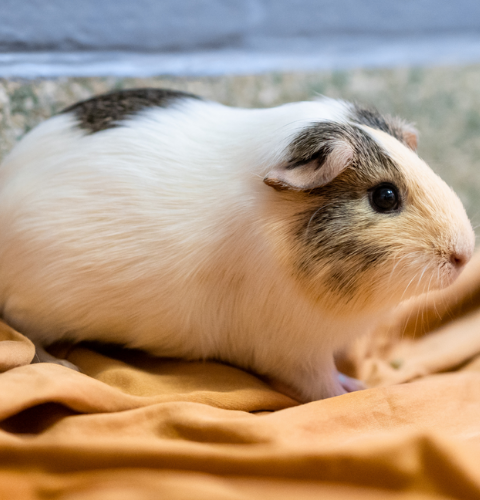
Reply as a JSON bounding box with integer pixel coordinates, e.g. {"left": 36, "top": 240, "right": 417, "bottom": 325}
{"left": 2, "top": 255, "right": 480, "bottom": 499}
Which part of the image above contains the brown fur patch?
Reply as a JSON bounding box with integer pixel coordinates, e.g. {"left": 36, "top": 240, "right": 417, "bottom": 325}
{"left": 62, "top": 88, "right": 200, "bottom": 133}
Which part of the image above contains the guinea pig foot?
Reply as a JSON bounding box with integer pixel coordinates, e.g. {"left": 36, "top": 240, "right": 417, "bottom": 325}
{"left": 264, "top": 369, "right": 364, "bottom": 402}
{"left": 32, "top": 343, "right": 80, "bottom": 371}
{"left": 337, "top": 372, "right": 366, "bottom": 393}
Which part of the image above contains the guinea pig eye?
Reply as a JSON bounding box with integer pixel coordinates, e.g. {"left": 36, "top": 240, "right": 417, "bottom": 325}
{"left": 369, "top": 183, "right": 400, "bottom": 213}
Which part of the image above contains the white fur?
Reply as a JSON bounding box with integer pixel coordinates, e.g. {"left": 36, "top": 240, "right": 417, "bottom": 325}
{"left": 0, "top": 97, "right": 473, "bottom": 402}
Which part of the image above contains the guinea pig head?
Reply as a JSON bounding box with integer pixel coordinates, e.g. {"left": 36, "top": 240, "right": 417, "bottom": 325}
{"left": 263, "top": 117, "right": 475, "bottom": 316}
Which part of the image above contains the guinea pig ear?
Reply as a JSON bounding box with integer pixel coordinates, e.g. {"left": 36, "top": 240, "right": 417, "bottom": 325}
{"left": 264, "top": 139, "right": 354, "bottom": 191}
{"left": 401, "top": 123, "right": 418, "bottom": 151}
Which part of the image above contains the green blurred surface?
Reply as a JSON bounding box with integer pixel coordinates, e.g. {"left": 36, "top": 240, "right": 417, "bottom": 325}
{"left": 1, "top": 66, "right": 479, "bottom": 230}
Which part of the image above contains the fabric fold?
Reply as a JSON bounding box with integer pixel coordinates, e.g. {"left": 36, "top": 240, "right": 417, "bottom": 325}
{"left": 2, "top": 254, "right": 480, "bottom": 499}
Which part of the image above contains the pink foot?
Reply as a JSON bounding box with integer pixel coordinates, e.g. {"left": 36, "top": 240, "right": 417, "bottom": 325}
{"left": 338, "top": 372, "right": 366, "bottom": 393}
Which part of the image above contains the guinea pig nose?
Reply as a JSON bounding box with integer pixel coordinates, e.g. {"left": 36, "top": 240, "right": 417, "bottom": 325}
{"left": 450, "top": 251, "right": 468, "bottom": 269}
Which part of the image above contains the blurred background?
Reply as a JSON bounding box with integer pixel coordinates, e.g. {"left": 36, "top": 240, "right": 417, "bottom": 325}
{"left": 1, "top": 0, "right": 480, "bottom": 226}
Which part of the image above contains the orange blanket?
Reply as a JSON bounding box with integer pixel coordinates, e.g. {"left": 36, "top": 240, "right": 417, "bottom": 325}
{"left": 2, "top": 255, "right": 480, "bottom": 499}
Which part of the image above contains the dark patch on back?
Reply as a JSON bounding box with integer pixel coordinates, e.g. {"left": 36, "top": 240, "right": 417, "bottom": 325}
{"left": 350, "top": 103, "right": 409, "bottom": 147}
{"left": 62, "top": 88, "right": 201, "bottom": 133}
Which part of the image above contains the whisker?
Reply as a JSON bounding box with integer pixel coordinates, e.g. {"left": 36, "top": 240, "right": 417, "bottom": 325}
{"left": 400, "top": 269, "right": 421, "bottom": 303}
{"left": 411, "top": 263, "right": 431, "bottom": 338}
{"left": 387, "top": 254, "right": 411, "bottom": 288}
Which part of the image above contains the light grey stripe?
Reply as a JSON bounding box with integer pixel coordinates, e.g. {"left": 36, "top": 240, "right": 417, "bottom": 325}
{"left": 2, "top": 34, "right": 480, "bottom": 78}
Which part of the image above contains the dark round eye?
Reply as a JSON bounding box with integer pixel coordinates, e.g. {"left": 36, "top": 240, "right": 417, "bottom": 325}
{"left": 369, "top": 183, "right": 400, "bottom": 213}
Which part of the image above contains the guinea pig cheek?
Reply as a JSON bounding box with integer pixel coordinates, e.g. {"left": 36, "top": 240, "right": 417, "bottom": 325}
{"left": 381, "top": 205, "right": 471, "bottom": 300}
{"left": 397, "top": 182, "right": 473, "bottom": 291}
{"left": 292, "top": 195, "right": 459, "bottom": 315}
{"left": 366, "top": 128, "right": 475, "bottom": 295}
{"left": 290, "top": 198, "right": 404, "bottom": 315}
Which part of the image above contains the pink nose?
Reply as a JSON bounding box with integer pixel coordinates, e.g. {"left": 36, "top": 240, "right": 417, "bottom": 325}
{"left": 450, "top": 251, "right": 469, "bottom": 269}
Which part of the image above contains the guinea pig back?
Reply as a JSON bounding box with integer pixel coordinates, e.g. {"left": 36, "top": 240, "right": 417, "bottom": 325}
{"left": 0, "top": 89, "right": 474, "bottom": 402}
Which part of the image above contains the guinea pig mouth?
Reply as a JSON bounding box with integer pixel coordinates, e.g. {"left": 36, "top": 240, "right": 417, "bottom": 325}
{"left": 433, "top": 255, "right": 466, "bottom": 289}
{"left": 407, "top": 243, "right": 472, "bottom": 293}
{"left": 387, "top": 253, "right": 459, "bottom": 302}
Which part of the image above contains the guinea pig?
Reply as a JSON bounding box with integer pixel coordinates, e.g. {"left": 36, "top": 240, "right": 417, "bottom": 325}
{"left": 0, "top": 88, "right": 474, "bottom": 402}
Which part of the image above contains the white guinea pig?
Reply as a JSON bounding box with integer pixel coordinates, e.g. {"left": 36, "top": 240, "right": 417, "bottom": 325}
{"left": 0, "top": 88, "right": 474, "bottom": 402}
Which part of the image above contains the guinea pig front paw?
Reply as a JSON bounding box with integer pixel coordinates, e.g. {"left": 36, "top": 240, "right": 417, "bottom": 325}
{"left": 337, "top": 372, "right": 366, "bottom": 393}
{"left": 32, "top": 343, "right": 80, "bottom": 371}
{"left": 266, "top": 366, "right": 365, "bottom": 402}
{"left": 51, "top": 357, "right": 80, "bottom": 372}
